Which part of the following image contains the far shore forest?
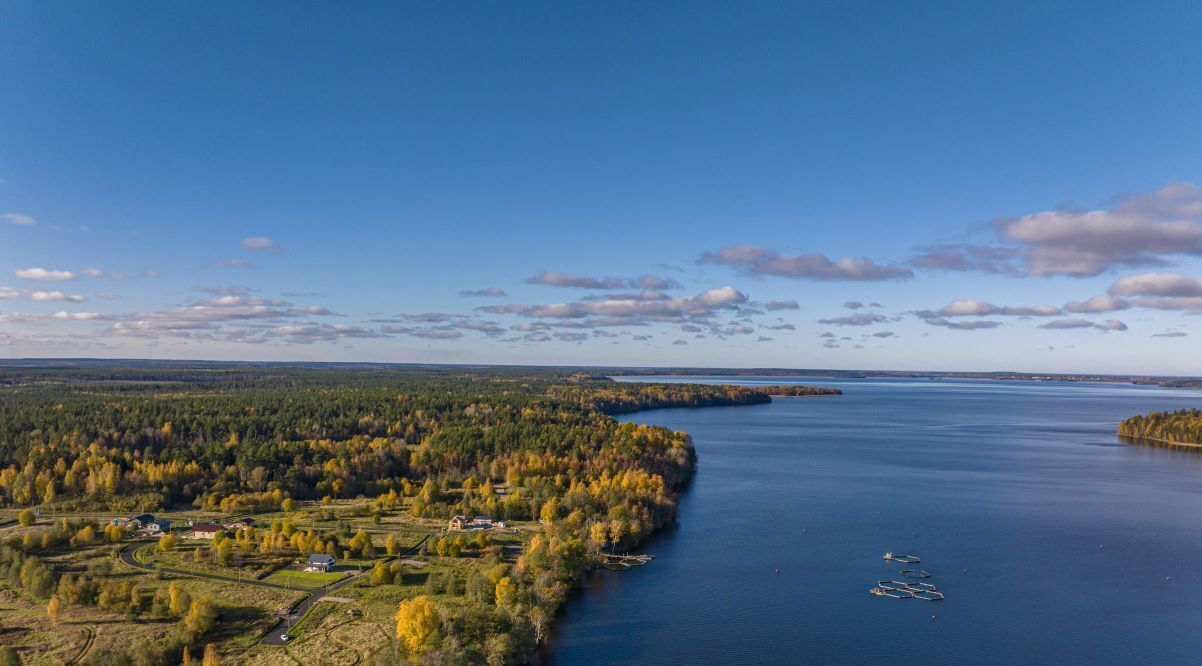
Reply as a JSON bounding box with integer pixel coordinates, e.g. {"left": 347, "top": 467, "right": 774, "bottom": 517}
{"left": 0, "top": 366, "right": 836, "bottom": 665}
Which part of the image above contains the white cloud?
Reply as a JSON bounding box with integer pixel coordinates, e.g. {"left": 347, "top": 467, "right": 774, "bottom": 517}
{"left": 1108, "top": 272, "right": 1202, "bottom": 297}
{"left": 1064, "top": 294, "right": 1129, "bottom": 314}
{"left": 15, "top": 267, "right": 75, "bottom": 281}
{"left": 3, "top": 212, "right": 37, "bottom": 226}
{"left": 31, "top": 291, "right": 87, "bottom": 303}
{"left": 935, "top": 300, "right": 1061, "bottom": 317}
{"left": 240, "top": 236, "right": 280, "bottom": 252}
{"left": 52, "top": 311, "right": 100, "bottom": 320}
{"left": 996, "top": 182, "right": 1202, "bottom": 276}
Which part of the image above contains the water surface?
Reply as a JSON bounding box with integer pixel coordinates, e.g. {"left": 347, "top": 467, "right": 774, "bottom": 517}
{"left": 548, "top": 377, "right": 1202, "bottom": 665}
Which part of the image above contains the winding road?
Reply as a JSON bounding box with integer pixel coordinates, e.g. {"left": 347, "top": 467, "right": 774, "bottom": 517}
{"left": 119, "top": 534, "right": 429, "bottom": 646}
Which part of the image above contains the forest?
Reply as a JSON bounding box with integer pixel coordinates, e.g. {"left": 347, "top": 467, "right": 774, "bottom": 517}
{"left": 0, "top": 365, "right": 824, "bottom": 664}
{"left": 1118, "top": 409, "right": 1202, "bottom": 446}
{"left": 755, "top": 385, "right": 843, "bottom": 397}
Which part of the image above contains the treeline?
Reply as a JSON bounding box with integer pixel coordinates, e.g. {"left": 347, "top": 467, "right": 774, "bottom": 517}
{"left": 0, "top": 371, "right": 729, "bottom": 513}
{"left": 547, "top": 382, "right": 772, "bottom": 414}
{"left": 756, "top": 385, "right": 842, "bottom": 397}
{"left": 1119, "top": 409, "right": 1202, "bottom": 446}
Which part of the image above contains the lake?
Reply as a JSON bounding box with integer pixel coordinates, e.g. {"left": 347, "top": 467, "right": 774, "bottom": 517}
{"left": 546, "top": 377, "right": 1202, "bottom": 665}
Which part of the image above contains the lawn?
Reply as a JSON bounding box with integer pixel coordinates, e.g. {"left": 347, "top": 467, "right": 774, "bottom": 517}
{"left": 264, "top": 569, "right": 345, "bottom": 589}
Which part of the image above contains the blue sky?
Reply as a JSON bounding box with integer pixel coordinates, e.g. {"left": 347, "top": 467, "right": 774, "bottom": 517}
{"left": 2, "top": 1, "right": 1202, "bottom": 373}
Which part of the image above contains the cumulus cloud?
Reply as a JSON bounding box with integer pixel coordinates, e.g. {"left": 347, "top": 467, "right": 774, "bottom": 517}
{"left": 698, "top": 245, "right": 912, "bottom": 281}
{"left": 3, "top": 212, "right": 37, "bottom": 226}
{"left": 996, "top": 182, "right": 1202, "bottom": 276}
{"left": 672, "top": 339, "right": 687, "bottom": 345}
{"left": 0, "top": 286, "right": 21, "bottom": 299}
{"left": 31, "top": 291, "right": 87, "bottom": 303}
{"left": 240, "top": 236, "right": 280, "bottom": 252}
{"left": 765, "top": 299, "right": 799, "bottom": 311}
{"left": 1064, "top": 294, "right": 1129, "bottom": 314}
{"left": 1153, "top": 331, "right": 1187, "bottom": 338}
{"left": 872, "top": 331, "right": 896, "bottom": 338}
{"left": 817, "top": 312, "right": 889, "bottom": 326}
{"left": 52, "top": 311, "right": 101, "bottom": 320}
{"left": 1108, "top": 272, "right": 1202, "bottom": 297}
{"left": 1039, "top": 318, "right": 1128, "bottom": 331}
{"left": 1102, "top": 273, "right": 1202, "bottom": 312}
{"left": 15, "top": 267, "right": 75, "bottom": 281}
{"left": 909, "top": 243, "right": 1020, "bottom": 274}
{"left": 931, "top": 300, "right": 1061, "bottom": 317}
{"left": 458, "top": 287, "right": 508, "bottom": 298}
{"left": 218, "top": 259, "right": 257, "bottom": 269}
{"left": 763, "top": 323, "right": 796, "bottom": 331}
{"left": 843, "top": 301, "right": 864, "bottom": 309}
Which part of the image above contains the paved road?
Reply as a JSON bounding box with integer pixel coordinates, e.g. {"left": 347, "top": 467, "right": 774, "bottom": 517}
{"left": 119, "top": 534, "right": 429, "bottom": 646}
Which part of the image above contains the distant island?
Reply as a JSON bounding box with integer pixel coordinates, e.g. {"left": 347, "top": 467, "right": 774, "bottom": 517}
{"left": 756, "top": 385, "right": 843, "bottom": 397}
{"left": 1118, "top": 409, "right": 1202, "bottom": 447}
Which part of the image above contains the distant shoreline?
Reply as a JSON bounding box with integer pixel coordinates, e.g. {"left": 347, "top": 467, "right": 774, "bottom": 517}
{"left": 2, "top": 358, "right": 1201, "bottom": 388}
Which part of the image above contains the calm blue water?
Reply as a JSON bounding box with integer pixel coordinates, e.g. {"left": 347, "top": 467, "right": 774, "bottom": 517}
{"left": 547, "top": 377, "right": 1202, "bottom": 665}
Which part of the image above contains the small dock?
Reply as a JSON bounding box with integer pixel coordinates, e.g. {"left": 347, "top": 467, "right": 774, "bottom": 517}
{"left": 602, "top": 553, "right": 653, "bottom": 570}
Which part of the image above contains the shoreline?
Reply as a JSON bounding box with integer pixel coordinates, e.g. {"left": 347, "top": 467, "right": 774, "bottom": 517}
{"left": 1120, "top": 434, "right": 1202, "bottom": 450}
{"left": 536, "top": 389, "right": 769, "bottom": 658}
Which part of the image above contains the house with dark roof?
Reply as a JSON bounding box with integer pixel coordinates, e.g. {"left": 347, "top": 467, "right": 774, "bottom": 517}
{"left": 307, "top": 554, "right": 335, "bottom": 572}
{"left": 121, "top": 513, "right": 156, "bottom": 529}
{"left": 191, "top": 523, "right": 224, "bottom": 539}
{"left": 224, "top": 517, "right": 256, "bottom": 531}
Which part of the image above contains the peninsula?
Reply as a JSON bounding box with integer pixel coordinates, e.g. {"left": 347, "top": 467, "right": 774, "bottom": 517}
{"left": 1118, "top": 409, "right": 1202, "bottom": 448}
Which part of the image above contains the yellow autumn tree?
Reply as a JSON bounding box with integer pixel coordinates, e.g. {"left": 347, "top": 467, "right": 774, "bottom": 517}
{"left": 395, "top": 595, "right": 440, "bottom": 655}
{"left": 201, "top": 644, "right": 221, "bottom": 666}
{"left": 494, "top": 576, "right": 517, "bottom": 607}
{"left": 47, "top": 596, "right": 61, "bottom": 623}
{"left": 168, "top": 583, "right": 191, "bottom": 617}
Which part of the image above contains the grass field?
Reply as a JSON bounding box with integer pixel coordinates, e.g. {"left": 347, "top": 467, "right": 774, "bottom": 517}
{"left": 264, "top": 569, "right": 345, "bottom": 588}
